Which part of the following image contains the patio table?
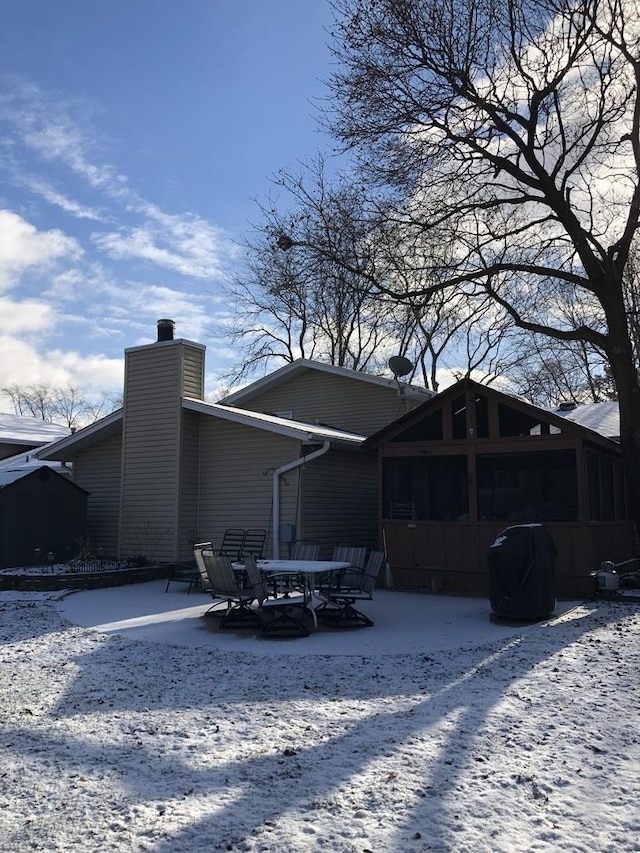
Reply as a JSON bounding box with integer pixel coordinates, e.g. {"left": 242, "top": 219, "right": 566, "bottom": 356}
{"left": 249, "top": 559, "right": 350, "bottom": 627}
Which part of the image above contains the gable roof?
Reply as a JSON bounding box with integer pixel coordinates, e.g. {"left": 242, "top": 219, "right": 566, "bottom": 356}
{"left": 0, "top": 466, "right": 87, "bottom": 492}
{"left": 219, "top": 358, "right": 433, "bottom": 406}
{"left": 0, "top": 412, "right": 71, "bottom": 447}
{"left": 363, "top": 378, "right": 622, "bottom": 452}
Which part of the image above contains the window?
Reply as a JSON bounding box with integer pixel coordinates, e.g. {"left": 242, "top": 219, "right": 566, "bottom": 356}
{"left": 391, "top": 409, "right": 443, "bottom": 442}
{"left": 477, "top": 450, "right": 578, "bottom": 522}
{"left": 587, "top": 450, "right": 627, "bottom": 521}
{"left": 383, "top": 455, "right": 469, "bottom": 521}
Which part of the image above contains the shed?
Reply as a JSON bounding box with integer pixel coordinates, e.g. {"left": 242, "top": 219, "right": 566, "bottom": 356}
{"left": 364, "top": 379, "right": 636, "bottom": 598}
{"left": 0, "top": 467, "right": 88, "bottom": 569}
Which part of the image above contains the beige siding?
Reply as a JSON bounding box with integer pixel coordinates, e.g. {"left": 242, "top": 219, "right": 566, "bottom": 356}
{"left": 182, "top": 346, "right": 205, "bottom": 399}
{"left": 197, "top": 418, "right": 301, "bottom": 557}
{"left": 301, "top": 449, "right": 378, "bottom": 556}
{"left": 237, "top": 370, "right": 419, "bottom": 435}
{"left": 73, "top": 433, "right": 122, "bottom": 557}
{"left": 119, "top": 340, "right": 204, "bottom": 563}
{"left": 177, "top": 410, "right": 201, "bottom": 560}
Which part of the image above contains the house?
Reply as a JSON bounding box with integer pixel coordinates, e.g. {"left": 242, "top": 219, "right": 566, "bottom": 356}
{"left": 364, "top": 378, "right": 635, "bottom": 598}
{"left": 0, "top": 412, "right": 70, "bottom": 461}
{"left": 0, "top": 467, "right": 87, "bottom": 569}
{"left": 38, "top": 320, "right": 431, "bottom": 564}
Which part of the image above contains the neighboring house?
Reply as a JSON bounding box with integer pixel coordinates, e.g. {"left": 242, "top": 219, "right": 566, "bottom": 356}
{"left": 38, "top": 321, "right": 431, "bottom": 564}
{"left": 0, "top": 467, "right": 87, "bottom": 569}
{"left": 364, "top": 378, "right": 635, "bottom": 599}
{"left": 0, "top": 412, "right": 71, "bottom": 461}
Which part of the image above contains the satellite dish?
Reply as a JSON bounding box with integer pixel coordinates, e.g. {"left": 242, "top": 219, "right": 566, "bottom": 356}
{"left": 388, "top": 355, "right": 414, "bottom": 378}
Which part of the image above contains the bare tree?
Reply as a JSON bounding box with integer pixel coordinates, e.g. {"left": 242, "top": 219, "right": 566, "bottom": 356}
{"left": 311, "top": 0, "right": 640, "bottom": 526}
{"left": 231, "top": 157, "right": 522, "bottom": 389}
{"left": 2, "top": 383, "right": 121, "bottom": 428}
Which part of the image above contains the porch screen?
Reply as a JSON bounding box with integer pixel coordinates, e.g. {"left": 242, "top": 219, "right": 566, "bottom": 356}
{"left": 586, "top": 450, "right": 627, "bottom": 521}
{"left": 382, "top": 455, "right": 469, "bottom": 521}
{"left": 477, "top": 450, "right": 578, "bottom": 522}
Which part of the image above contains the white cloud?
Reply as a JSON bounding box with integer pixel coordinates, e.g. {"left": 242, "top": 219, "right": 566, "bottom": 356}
{"left": 0, "top": 210, "right": 82, "bottom": 289}
{"left": 18, "top": 175, "right": 105, "bottom": 221}
{"left": 0, "top": 296, "right": 55, "bottom": 333}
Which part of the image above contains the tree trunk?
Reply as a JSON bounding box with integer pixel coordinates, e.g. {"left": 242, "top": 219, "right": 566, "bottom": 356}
{"left": 604, "top": 290, "right": 640, "bottom": 540}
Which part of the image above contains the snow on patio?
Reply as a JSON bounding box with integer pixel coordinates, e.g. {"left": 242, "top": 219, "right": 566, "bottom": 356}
{"left": 0, "top": 583, "right": 638, "bottom": 852}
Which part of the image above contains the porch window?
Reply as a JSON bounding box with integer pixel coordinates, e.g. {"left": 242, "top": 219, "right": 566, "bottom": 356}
{"left": 477, "top": 450, "right": 578, "bottom": 522}
{"left": 586, "top": 450, "right": 627, "bottom": 521}
{"left": 382, "top": 455, "right": 469, "bottom": 521}
{"left": 390, "top": 409, "right": 443, "bottom": 441}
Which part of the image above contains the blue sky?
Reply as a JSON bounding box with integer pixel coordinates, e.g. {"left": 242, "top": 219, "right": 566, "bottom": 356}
{"left": 0, "top": 1, "right": 337, "bottom": 401}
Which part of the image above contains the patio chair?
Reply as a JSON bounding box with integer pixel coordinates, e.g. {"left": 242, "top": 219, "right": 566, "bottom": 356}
{"left": 331, "top": 545, "right": 367, "bottom": 570}
{"left": 320, "top": 549, "right": 386, "bottom": 628}
{"left": 192, "top": 542, "right": 214, "bottom": 593}
{"left": 243, "top": 554, "right": 311, "bottom": 638}
{"left": 389, "top": 501, "right": 416, "bottom": 519}
{"left": 241, "top": 528, "right": 267, "bottom": 559}
{"left": 164, "top": 560, "right": 199, "bottom": 594}
{"left": 200, "top": 548, "right": 262, "bottom": 629}
{"left": 289, "top": 541, "right": 320, "bottom": 560}
{"left": 218, "top": 528, "right": 247, "bottom": 561}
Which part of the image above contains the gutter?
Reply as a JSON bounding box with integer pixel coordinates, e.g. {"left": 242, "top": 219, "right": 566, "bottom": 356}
{"left": 272, "top": 440, "right": 331, "bottom": 558}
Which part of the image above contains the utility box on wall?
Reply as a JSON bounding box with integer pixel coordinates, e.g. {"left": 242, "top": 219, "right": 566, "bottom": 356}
{"left": 0, "top": 467, "right": 88, "bottom": 568}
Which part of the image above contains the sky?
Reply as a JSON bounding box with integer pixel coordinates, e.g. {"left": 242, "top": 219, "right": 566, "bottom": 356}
{"left": 0, "top": 1, "right": 337, "bottom": 404}
{"left": 1, "top": 581, "right": 639, "bottom": 850}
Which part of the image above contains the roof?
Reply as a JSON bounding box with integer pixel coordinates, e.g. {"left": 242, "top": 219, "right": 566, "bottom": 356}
{"left": 219, "top": 359, "right": 433, "bottom": 406}
{"left": 0, "top": 413, "right": 71, "bottom": 446}
{"left": 38, "top": 399, "right": 366, "bottom": 461}
{"left": 547, "top": 401, "right": 619, "bottom": 440}
{"left": 182, "top": 398, "right": 366, "bottom": 445}
{"left": 363, "top": 378, "right": 622, "bottom": 452}
{"left": 35, "top": 409, "right": 124, "bottom": 460}
{"left": 0, "top": 466, "right": 87, "bottom": 492}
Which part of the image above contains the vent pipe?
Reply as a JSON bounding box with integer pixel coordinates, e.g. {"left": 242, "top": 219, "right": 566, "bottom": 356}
{"left": 157, "top": 318, "right": 175, "bottom": 342}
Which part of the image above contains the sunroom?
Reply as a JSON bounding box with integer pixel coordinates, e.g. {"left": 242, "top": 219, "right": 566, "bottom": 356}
{"left": 365, "top": 379, "right": 634, "bottom": 598}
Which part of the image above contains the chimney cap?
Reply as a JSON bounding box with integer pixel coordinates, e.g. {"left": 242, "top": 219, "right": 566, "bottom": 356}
{"left": 157, "top": 318, "right": 175, "bottom": 342}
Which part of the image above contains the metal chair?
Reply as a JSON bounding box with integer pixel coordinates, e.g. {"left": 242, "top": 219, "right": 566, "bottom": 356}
{"left": 320, "top": 550, "right": 386, "bottom": 628}
{"left": 241, "top": 528, "right": 267, "bottom": 559}
{"left": 289, "top": 541, "right": 320, "bottom": 560}
{"left": 331, "top": 545, "right": 367, "bottom": 570}
{"left": 243, "top": 554, "right": 310, "bottom": 638}
{"left": 218, "top": 528, "right": 247, "bottom": 561}
{"left": 200, "top": 548, "right": 262, "bottom": 629}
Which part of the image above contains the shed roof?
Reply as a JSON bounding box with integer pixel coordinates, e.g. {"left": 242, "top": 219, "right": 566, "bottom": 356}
{"left": 219, "top": 358, "right": 433, "bottom": 406}
{"left": 0, "top": 466, "right": 87, "bottom": 492}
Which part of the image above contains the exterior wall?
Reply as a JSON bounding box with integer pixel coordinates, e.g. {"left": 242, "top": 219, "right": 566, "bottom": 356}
{"left": 119, "top": 338, "right": 205, "bottom": 563}
{"left": 301, "top": 449, "right": 378, "bottom": 557}
{"left": 383, "top": 519, "right": 637, "bottom": 599}
{"left": 236, "top": 370, "right": 422, "bottom": 436}
{"left": 73, "top": 433, "right": 123, "bottom": 558}
{"left": 177, "top": 409, "right": 201, "bottom": 561}
{"left": 0, "top": 470, "right": 87, "bottom": 569}
{"left": 197, "top": 417, "right": 301, "bottom": 557}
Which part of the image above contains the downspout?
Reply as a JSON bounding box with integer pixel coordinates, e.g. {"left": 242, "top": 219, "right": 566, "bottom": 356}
{"left": 272, "top": 440, "right": 331, "bottom": 559}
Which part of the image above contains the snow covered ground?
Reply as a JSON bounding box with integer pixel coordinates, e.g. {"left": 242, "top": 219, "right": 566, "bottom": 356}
{"left": 1, "top": 582, "right": 638, "bottom": 852}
